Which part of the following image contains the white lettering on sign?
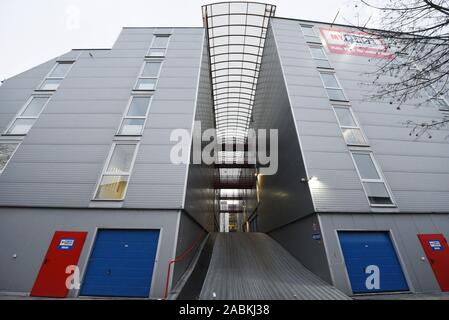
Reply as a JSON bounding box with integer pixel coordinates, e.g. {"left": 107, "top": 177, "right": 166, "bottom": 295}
{"left": 320, "top": 28, "right": 394, "bottom": 59}
{"left": 65, "top": 265, "right": 80, "bottom": 290}
{"left": 60, "top": 239, "right": 74, "bottom": 246}
{"left": 429, "top": 240, "right": 442, "bottom": 251}
{"left": 365, "top": 265, "right": 380, "bottom": 290}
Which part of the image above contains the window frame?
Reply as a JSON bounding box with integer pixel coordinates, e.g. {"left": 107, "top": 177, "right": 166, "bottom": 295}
{"left": 350, "top": 151, "right": 396, "bottom": 207}
{"left": 299, "top": 24, "right": 322, "bottom": 43}
{"left": 92, "top": 141, "right": 140, "bottom": 201}
{"left": 0, "top": 140, "right": 21, "bottom": 174}
{"left": 146, "top": 34, "right": 171, "bottom": 58}
{"left": 36, "top": 61, "right": 74, "bottom": 91}
{"left": 133, "top": 59, "right": 164, "bottom": 91}
{"left": 308, "top": 44, "right": 332, "bottom": 69}
{"left": 3, "top": 95, "right": 51, "bottom": 136}
{"left": 116, "top": 95, "right": 153, "bottom": 136}
{"left": 319, "top": 71, "right": 348, "bottom": 101}
{"left": 332, "top": 105, "right": 369, "bottom": 146}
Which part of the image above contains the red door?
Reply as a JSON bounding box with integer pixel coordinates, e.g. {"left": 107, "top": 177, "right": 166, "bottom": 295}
{"left": 418, "top": 234, "right": 449, "bottom": 292}
{"left": 31, "top": 231, "right": 87, "bottom": 298}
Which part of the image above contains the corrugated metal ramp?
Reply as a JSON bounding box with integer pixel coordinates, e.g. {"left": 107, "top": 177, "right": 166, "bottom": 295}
{"left": 199, "top": 233, "right": 350, "bottom": 300}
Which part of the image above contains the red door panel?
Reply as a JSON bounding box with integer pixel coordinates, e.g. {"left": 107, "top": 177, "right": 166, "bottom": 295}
{"left": 418, "top": 234, "right": 449, "bottom": 292}
{"left": 31, "top": 231, "right": 87, "bottom": 298}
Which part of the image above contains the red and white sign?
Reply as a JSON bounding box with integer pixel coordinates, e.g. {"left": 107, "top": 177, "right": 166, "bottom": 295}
{"left": 320, "top": 28, "right": 394, "bottom": 59}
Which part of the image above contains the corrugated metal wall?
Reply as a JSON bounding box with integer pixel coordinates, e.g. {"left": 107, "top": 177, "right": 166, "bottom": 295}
{"left": 271, "top": 17, "right": 449, "bottom": 213}
{"left": 0, "top": 27, "right": 205, "bottom": 209}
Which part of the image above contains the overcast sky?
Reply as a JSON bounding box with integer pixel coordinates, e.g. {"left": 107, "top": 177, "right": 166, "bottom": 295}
{"left": 0, "top": 0, "right": 367, "bottom": 80}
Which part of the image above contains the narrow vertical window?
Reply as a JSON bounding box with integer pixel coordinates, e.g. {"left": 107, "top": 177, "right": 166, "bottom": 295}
{"left": 300, "top": 24, "right": 321, "bottom": 43}
{"left": 0, "top": 142, "right": 19, "bottom": 173}
{"left": 333, "top": 106, "right": 367, "bottom": 146}
{"left": 134, "top": 61, "right": 162, "bottom": 91}
{"left": 117, "top": 96, "right": 152, "bottom": 136}
{"left": 319, "top": 72, "right": 348, "bottom": 101}
{"left": 309, "top": 45, "right": 332, "bottom": 69}
{"left": 94, "top": 143, "right": 138, "bottom": 200}
{"left": 38, "top": 61, "right": 73, "bottom": 90}
{"left": 351, "top": 152, "right": 395, "bottom": 206}
{"left": 5, "top": 96, "right": 51, "bottom": 135}
{"left": 147, "top": 35, "right": 171, "bottom": 57}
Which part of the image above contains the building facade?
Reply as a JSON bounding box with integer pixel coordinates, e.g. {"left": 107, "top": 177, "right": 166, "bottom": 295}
{"left": 0, "top": 2, "right": 448, "bottom": 298}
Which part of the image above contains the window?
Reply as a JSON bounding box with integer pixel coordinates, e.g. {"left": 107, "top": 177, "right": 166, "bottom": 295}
{"left": 300, "top": 24, "right": 321, "bottom": 43}
{"left": 0, "top": 143, "right": 19, "bottom": 173}
{"left": 5, "top": 96, "right": 50, "bottom": 135}
{"left": 94, "top": 143, "right": 138, "bottom": 200}
{"left": 117, "top": 96, "right": 152, "bottom": 136}
{"left": 319, "top": 72, "right": 348, "bottom": 101}
{"left": 309, "top": 45, "right": 331, "bottom": 69}
{"left": 147, "top": 35, "right": 170, "bottom": 57}
{"left": 351, "top": 152, "right": 395, "bottom": 206}
{"left": 333, "top": 106, "right": 367, "bottom": 146}
{"left": 423, "top": 86, "right": 449, "bottom": 111}
{"left": 134, "top": 61, "right": 162, "bottom": 90}
{"left": 38, "top": 61, "right": 73, "bottom": 90}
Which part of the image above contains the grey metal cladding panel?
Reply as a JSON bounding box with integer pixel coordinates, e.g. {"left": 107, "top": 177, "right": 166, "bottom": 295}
{"left": 123, "top": 184, "right": 184, "bottom": 209}
{"left": 312, "top": 188, "right": 372, "bottom": 213}
{"left": 123, "top": 30, "right": 204, "bottom": 211}
{"left": 130, "top": 163, "right": 187, "bottom": 185}
{"left": 50, "top": 88, "right": 131, "bottom": 101}
{"left": 0, "top": 162, "right": 102, "bottom": 184}
{"left": 357, "top": 111, "right": 448, "bottom": 129}
{"left": 271, "top": 21, "right": 373, "bottom": 214}
{"left": 289, "top": 96, "right": 333, "bottom": 110}
{"left": 140, "top": 128, "right": 185, "bottom": 145}
{"left": 44, "top": 100, "right": 127, "bottom": 114}
{"left": 0, "top": 183, "right": 93, "bottom": 207}
{"left": 183, "top": 35, "right": 215, "bottom": 231}
{"left": 34, "top": 114, "right": 121, "bottom": 129}
{"left": 23, "top": 128, "right": 114, "bottom": 145}
{"left": 58, "top": 77, "right": 136, "bottom": 89}
{"left": 394, "top": 191, "right": 449, "bottom": 212}
{"left": 0, "top": 89, "right": 40, "bottom": 101}
{"left": 308, "top": 169, "right": 365, "bottom": 191}
{"left": 149, "top": 100, "right": 195, "bottom": 114}
{"left": 293, "top": 108, "right": 337, "bottom": 123}
{"left": 153, "top": 88, "right": 197, "bottom": 101}
{"left": 377, "top": 154, "right": 449, "bottom": 173}
{"left": 299, "top": 136, "right": 348, "bottom": 153}
{"left": 363, "top": 125, "right": 449, "bottom": 144}
{"left": 304, "top": 151, "right": 356, "bottom": 170}
{"left": 352, "top": 101, "right": 442, "bottom": 118}
{"left": 0, "top": 100, "right": 25, "bottom": 114}
{"left": 161, "top": 67, "right": 199, "bottom": 78}
{"left": 296, "top": 120, "right": 342, "bottom": 137}
{"left": 68, "top": 66, "right": 142, "bottom": 78}
{"left": 252, "top": 24, "right": 315, "bottom": 230}
{"left": 156, "top": 76, "right": 198, "bottom": 89}
{"left": 145, "top": 114, "right": 193, "bottom": 130}
{"left": 0, "top": 115, "right": 14, "bottom": 132}
{"left": 372, "top": 139, "right": 449, "bottom": 158}
{"left": 10, "top": 144, "right": 110, "bottom": 163}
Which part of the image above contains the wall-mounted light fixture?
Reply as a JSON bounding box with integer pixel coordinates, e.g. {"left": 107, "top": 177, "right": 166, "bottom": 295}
{"left": 301, "top": 176, "right": 318, "bottom": 183}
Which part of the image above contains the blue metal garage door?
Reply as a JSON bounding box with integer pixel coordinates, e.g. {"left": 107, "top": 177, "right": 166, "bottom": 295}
{"left": 338, "top": 231, "right": 408, "bottom": 294}
{"left": 80, "top": 229, "right": 160, "bottom": 297}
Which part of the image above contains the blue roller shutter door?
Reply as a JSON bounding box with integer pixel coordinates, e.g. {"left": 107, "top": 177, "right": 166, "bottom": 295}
{"left": 338, "top": 231, "right": 408, "bottom": 294}
{"left": 80, "top": 229, "right": 160, "bottom": 297}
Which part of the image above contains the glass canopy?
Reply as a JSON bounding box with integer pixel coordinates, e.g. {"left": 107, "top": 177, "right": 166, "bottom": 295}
{"left": 202, "top": 2, "right": 276, "bottom": 141}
